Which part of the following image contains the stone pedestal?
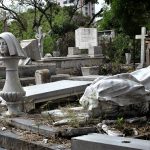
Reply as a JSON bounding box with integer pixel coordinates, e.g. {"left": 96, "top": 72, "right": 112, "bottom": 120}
{"left": 67, "top": 47, "right": 81, "bottom": 57}
{"left": 88, "top": 46, "right": 103, "bottom": 57}
{"left": 0, "top": 57, "right": 26, "bottom": 116}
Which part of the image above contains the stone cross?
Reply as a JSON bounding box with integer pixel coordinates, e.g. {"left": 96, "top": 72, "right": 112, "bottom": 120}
{"left": 35, "top": 26, "right": 46, "bottom": 58}
{"left": 135, "top": 27, "right": 147, "bottom": 69}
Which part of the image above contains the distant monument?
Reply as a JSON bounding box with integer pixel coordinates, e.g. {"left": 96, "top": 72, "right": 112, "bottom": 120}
{"left": 75, "top": 28, "right": 98, "bottom": 49}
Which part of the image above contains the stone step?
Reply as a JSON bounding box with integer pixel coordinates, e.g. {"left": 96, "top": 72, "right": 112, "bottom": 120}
{"left": 23, "top": 80, "right": 92, "bottom": 111}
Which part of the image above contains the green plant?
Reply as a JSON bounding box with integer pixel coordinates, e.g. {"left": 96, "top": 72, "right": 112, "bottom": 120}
{"left": 116, "top": 117, "right": 124, "bottom": 129}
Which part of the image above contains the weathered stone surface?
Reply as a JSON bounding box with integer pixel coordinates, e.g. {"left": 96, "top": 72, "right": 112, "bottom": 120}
{"left": 51, "top": 74, "right": 70, "bottom": 82}
{"left": 72, "top": 133, "right": 150, "bottom": 150}
{"left": 24, "top": 80, "right": 92, "bottom": 104}
{"left": 35, "top": 69, "right": 50, "bottom": 84}
{"left": 20, "top": 39, "right": 41, "bottom": 61}
{"left": 0, "top": 131, "right": 68, "bottom": 150}
{"left": 81, "top": 66, "right": 99, "bottom": 76}
{"left": 8, "top": 118, "right": 59, "bottom": 138}
{"left": 88, "top": 46, "right": 103, "bottom": 57}
{"left": 67, "top": 47, "right": 81, "bottom": 57}
{"left": 75, "top": 28, "right": 98, "bottom": 49}
{"left": 80, "top": 66, "right": 150, "bottom": 117}
{"left": 0, "top": 63, "right": 56, "bottom": 78}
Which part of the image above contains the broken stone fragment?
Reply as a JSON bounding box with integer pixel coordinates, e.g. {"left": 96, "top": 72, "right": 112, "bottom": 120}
{"left": 97, "top": 123, "right": 124, "bottom": 137}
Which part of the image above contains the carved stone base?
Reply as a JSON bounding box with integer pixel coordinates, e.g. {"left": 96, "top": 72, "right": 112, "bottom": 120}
{"left": 3, "top": 101, "right": 24, "bottom": 116}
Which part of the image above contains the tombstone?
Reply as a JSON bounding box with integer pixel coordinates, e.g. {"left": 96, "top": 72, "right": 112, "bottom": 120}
{"left": 67, "top": 47, "right": 81, "bottom": 57}
{"left": 35, "top": 69, "right": 50, "bottom": 84}
{"left": 135, "top": 27, "right": 147, "bottom": 69}
{"left": 20, "top": 39, "right": 41, "bottom": 61}
{"left": 75, "top": 28, "right": 98, "bottom": 49}
{"left": 35, "top": 26, "right": 46, "bottom": 58}
{"left": 0, "top": 32, "right": 26, "bottom": 116}
{"left": 88, "top": 46, "right": 103, "bottom": 57}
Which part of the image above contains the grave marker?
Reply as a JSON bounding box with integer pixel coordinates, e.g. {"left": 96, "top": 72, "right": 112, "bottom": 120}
{"left": 75, "top": 28, "right": 98, "bottom": 49}
{"left": 135, "top": 27, "right": 147, "bottom": 69}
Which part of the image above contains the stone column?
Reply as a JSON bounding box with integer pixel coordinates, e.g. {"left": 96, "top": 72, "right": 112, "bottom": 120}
{"left": 0, "top": 57, "right": 26, "bottom": 116}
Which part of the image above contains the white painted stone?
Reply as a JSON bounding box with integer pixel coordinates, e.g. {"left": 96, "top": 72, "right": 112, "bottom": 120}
{"left": 80, "top": 66, "right": 150, "bottom": 117}
{"left": 75, "top": 28, "right": 98, "bottom": 49}
{"left": 35, "top": 26, "right": 46, "bottom": 57}
{"left": 0, "top": 32, "right": 26, "bottom": 116}
{"left": 135, "top": 27, "right": 147, "bottom": 69}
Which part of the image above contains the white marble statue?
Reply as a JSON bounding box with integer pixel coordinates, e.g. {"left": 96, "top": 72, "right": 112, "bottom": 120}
{"left": 0, "top": 32, "right": 27, "bottom": 57}
{"left": 0, "top": 32, "right": 26, "bottom": 115}
{"left": 80, "top": 66, "right": 150, "bottom": 117}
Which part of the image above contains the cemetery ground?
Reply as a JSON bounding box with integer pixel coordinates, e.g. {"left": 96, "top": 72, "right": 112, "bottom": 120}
{"left": 0, "top": 96, "right": 149, "bottom": 150}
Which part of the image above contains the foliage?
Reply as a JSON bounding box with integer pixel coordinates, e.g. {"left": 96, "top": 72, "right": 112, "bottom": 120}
{"left": 43, "top": 35, "right": 57, "bottom": 54}
{"left": 116, "top": 117, "right": 124, "bottom": 129}
{"left": 97, "top": 6, "right": 119, "bottom": 31}
{"left": 102, "top": 0, "right": 150, "bottom": 37}
{"left": 99, "top": 63, "right": 134, "bottom": 75}
{"left": 112, "top": 33, "right": 131, "bottom": 63}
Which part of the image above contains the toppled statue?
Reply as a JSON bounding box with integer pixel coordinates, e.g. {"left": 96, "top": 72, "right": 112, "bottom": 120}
{"left": 0, "top": 32, "right": 26, "bottom": 57}
{"left": 80, "top": 66, "right": 150, "bottom": 118}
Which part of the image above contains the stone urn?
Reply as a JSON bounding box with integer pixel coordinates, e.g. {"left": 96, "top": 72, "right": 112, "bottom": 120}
{"left": 81, "top": 66, "right": 99, "bottom": 76}
{"left": 0, "top": 57, "right": 26, "bottom": 115}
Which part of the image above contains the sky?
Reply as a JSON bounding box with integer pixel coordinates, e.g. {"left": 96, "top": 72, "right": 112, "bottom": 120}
{"left": 95, "top": 0, "right": 105, "bottom": 13}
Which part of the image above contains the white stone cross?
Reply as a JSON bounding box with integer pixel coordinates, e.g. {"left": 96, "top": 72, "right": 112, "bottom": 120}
{"left": 135, "top": 27, "right": 147, "bottom": 68}
{"left": 35, "top": 26, "right": 46, "bottom": 57}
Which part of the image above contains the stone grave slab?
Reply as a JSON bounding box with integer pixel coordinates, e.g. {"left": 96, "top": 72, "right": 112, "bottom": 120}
{"left": 75, "top": 28, "right": 98, "bottom": 49}
{"left": 8, "top": 118, "right": 58, "bottom": 138}
{"left": 69, "top": 75, "right": 108, "bottom": 81}
{"left": 24, "top": 80, "right": 92, "bottom": 104}
{"left": 72, "top": 133, "right": 150, "bottom": 150}
{"left": 8, "top": 117, "right": 97, "bottom": 138}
